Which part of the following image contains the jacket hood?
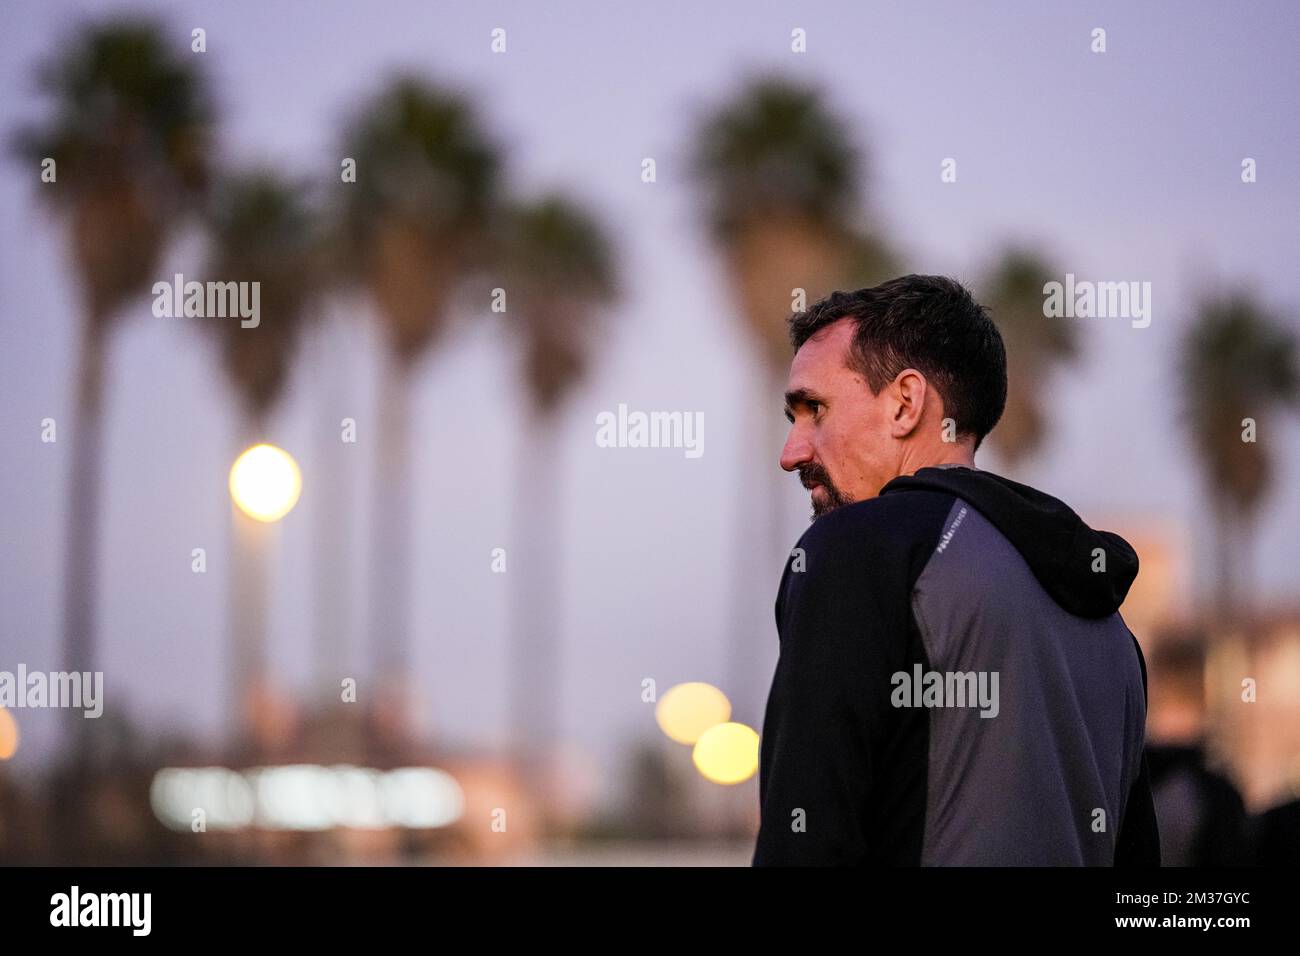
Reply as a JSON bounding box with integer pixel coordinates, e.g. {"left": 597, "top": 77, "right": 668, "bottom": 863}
{"left": 881, "top": 465, "right": 1139, "bottom": 618}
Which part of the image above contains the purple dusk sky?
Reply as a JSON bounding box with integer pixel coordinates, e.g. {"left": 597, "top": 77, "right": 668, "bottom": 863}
{"left": 2, "top": 1, "right": 1298, "bottom": 804}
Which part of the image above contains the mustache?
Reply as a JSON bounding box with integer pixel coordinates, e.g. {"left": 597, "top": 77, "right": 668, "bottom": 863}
{"left": 797, "top": 462, "right": 850, "bottom": 518}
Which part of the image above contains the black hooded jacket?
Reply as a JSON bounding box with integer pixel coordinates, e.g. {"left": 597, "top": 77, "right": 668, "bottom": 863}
{"left": 753, "top": 465, "right": 1161, "bottom": 865}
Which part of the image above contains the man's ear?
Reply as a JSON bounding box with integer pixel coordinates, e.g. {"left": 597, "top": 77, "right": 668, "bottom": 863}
{"left": 889, "top": 368, "right": 928, "bottom": 439}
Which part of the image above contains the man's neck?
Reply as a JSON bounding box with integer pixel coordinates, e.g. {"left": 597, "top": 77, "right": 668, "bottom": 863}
{"left": 900, "top": 442, "right": 976, "bottom": 476}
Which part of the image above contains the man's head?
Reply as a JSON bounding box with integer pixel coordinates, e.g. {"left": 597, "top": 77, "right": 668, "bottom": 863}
{"left": 780, "top": 274, "right": 1006, "bottom": 517}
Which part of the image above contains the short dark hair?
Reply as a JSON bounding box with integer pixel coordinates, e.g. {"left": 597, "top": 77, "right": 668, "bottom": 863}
{"left": 788, "top": 274, "right": 1007, "bottom": 449}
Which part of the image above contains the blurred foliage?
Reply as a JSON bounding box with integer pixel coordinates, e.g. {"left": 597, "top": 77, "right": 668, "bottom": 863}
{"left": 338, "top": 76, "right": 503, "bottom": 360}
{"left": 203, "top": 170, "right": 323, "bottom": 421}
{"left": 1181, "top": 290, "right": 1299, "bottom": 515}
{"left": 978, "top": 249, "right": 1077, "bottom": 469}
{"left": 11, "top": 18, "right": 213, "bottom": 323}
{"left": 492, "top": 194, "right": 619, "bottom": 413}
{"left": 692, "top": 76, "right": 881, "bottom": 372}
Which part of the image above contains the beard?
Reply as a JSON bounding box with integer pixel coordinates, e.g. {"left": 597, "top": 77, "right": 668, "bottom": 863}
{"left": 797, "top": 462, "right": 851, "bottom": 519}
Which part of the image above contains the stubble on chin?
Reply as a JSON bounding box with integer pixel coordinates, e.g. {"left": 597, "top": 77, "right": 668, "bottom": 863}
{"left": 809, "top": 485, "right": 850, "bottom": 520}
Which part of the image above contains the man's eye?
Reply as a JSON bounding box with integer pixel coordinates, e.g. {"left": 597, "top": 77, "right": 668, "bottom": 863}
{"left": 808, "top": 401, "right": 822, "bottom": 417}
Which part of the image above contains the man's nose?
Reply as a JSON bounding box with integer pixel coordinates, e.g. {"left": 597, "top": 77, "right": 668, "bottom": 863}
{"left": 779, "top": 427, "right": 812, "bottom": 473}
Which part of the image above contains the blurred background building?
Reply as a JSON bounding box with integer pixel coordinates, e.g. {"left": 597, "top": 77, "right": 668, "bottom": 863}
{"left": 1, "top": 0, "right": 1298, "bottom": 864}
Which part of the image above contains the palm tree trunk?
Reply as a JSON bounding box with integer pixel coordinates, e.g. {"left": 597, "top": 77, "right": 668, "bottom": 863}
{"left": 312, "top": 309, "right": 355, "bottom": 708}
{"left": 509, "top": 411, "right": 561, "bottom": 816}
{"left": 61, "top": 318, "right": 106, "bottom": 766}
{"left": 369, "top": 350, "right": 414, "bottom": 744}
{"left": 1211, "top": 497, "right": 1237, "bottom": 636}
{"left": 766, "top": 366, "right": 792, "bottom": 560}
{"left": 726, "top": 365, "right": 787, "bottom": 729}
{"left": 230, "top": 414, "right": 272, "bottom": 759}
{"left": 54, "top": 316, "right": 107, "bottom": 861}
{"left": 1235, "top": 506, "right": 1258, "bottom": 645}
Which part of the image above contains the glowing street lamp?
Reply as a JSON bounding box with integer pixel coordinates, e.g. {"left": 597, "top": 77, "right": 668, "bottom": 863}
{"left": 692, "top": 721, "right": 759, "bottom": 784}
{"left": 229, "top": 443, "right": 302, "bottom": 522}
{"left": 654, "top": 681, "right": 732, "bottom": 745}
{"left": 0, "top": 707, "right": 18, "bottom": 760}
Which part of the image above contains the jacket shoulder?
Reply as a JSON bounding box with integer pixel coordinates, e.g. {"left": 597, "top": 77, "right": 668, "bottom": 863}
{"left": 791, "top": 488, "right": 956, "bottom": 564}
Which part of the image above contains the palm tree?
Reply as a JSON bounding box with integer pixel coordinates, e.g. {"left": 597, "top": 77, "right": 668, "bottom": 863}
{"left": 692, "top": 76, "right": 866, "bottom": 373}
{"left": 203, "top": 171, "right": 320, "bottom": 753}
{"left": 11, "top": 20, "right": 212, "bottom": 767}
{"left": 691, "top": 76, "right": 883, "bottom": 725}
{"left": 493, "top": 195, "right": 618, "bottom": 811}
{"left": 205, "top": 172, "right": 319, "bottom": 432}
{"left": 842, "top": 229, "right": 902, "bottom": 291}
{"left": 339, "top": 77, "right": 503, "bottom": 746}
{"left": 1179, "top": 291, "right": 1299, "bottom": 626}
{"left": 978, "top": 249, "right": 1077, "bottom": 471}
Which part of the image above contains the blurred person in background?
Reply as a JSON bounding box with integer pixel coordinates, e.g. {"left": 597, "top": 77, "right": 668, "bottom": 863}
{"left": 1252, "top": 795, "right": 1300, "bottom": 865}
{"left": 1145, "top": 632, "right": 1250, "bottom": 866}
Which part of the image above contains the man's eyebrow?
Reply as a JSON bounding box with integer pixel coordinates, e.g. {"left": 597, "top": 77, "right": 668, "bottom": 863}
{"left": 783, "top": 387, "right": 822, "bottom": 420}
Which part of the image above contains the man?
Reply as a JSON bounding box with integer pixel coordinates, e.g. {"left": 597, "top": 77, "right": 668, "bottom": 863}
{"left": 752, "top": 274, "right": 1160, "bottom": 865}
